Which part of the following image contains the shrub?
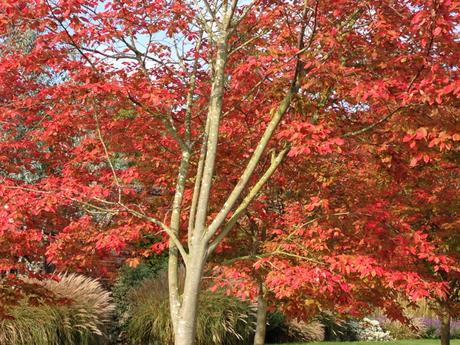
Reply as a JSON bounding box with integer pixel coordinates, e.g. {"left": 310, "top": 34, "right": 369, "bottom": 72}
{"left": 452, "top": 320, "right": 460, "bottom": 339}
{"left": 112, "top": 255, "right": 167, "bottom": 317}
{"left": 266, "top": 311, "right": 286, "bottom": 332}
{"left": 0, "top": 274, "right": 114, "bottom": 345}
{"left": 380, "top": 317, "right": 426, "bottom": 339}
{"left": 265, "top": 312, "right": 288, "bottom": 343}
{"left": 419, "top": 317, "right": 460, "bottom": 339}
{"left": 265, "top": 313, "right": 324, "bottom": 343}
{"left": 287, "top": 320, "right": 325, "bottom": 342}
{"left": 126, "top": 271, "right": 255, "bottom": 345}
{"left": 111, "top": 256, "right": 167, "bottom": 343}
{"left": 319, "top": 314, "right": 359, "bottom": 341}
{"left": 423, "top": 325, "right": 438, "bottom": 339}
{"left": 355, "top": 318, "right": 393, "bottom": 341}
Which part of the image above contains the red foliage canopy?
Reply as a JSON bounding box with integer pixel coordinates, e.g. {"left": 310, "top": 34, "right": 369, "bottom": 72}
{"left": 0, "top": 0, "right": 458, "bottom": 320}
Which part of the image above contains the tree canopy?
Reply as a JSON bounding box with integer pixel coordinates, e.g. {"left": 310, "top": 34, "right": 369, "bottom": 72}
{"left": 0, "top": 1, "right": 459, "bottom": 344}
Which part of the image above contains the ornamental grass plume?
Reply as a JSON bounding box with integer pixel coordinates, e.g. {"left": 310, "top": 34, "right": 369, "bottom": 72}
{"left": 127, "top": 270, "right": 255, "bottom": 345}
{"left": 0, "top": 273, "right": 114, "bottom": 345}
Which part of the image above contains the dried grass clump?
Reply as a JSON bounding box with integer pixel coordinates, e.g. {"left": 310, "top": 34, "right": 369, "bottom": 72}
{"left": 380, "top": 317, "right": 427, "bottom": 339}
{"left": 127, "top": 271, "right": 255, "bottom": 345}
{"left": 287, "top": 320, "right": 325, "bottom": 342}
{"left": 0, "top": 273, "right": 114, "bottom": 345}
{"left": 265, "top": 314, "right": 326, "bottom": 343}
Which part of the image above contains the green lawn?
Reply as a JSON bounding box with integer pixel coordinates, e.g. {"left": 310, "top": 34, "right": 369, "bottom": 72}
{"left": 270, "top": 340, "right": 460, "bottom": 345}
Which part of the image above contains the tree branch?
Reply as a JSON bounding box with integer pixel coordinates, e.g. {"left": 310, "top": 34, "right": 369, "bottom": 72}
{"left": 192, "top": 33, "right": 229, "bottom": 234}
{"left": 206, "top": 0, "right": 310, "bottom": 240}
{"left": 127, "top": 93, "right": 189, "bottom": 151}
{"left": 93, "top": 111, "right": 122, "bottom": 203}
{"left": 187, "top": 117, "right": 210, "bottom": 248}
{"left": 184, "top": 33, "right": 203, "bottom": 145}
{"left": 207, "top": 147, "right": 289, "bottom": 253}
{"left": 117, "top": 203, "right": 189, "bottom": 264}
{"left": 343, "top": 106, "right": 404, "bottom": 137}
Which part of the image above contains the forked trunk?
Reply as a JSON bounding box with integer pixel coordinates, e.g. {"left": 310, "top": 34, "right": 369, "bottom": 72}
{"left": 174, "top": 245, "right": 207, "bottom": 345}
{"left": 253, "top": 282, "right": 268, "bottom": 345}
{"left": 440, "top": 309, "right": 451, "bottom": 345}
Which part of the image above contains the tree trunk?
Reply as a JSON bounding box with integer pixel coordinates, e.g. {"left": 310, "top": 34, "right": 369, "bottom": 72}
{"left": 254, "top": 281, "right": 268, "bottom": 345}
{"left": 174, "top": 245, "right": 207, "bottom": 345}
{"left": 440, "top": 310, "right": 451, "bottom": 345}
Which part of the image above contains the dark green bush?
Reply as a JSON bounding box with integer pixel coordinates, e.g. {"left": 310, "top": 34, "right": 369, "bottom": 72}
{"left": 266, "top": 312, "right": 286, "bottom": 332}
{"left": 126, "top": 271, "right": 255, "bottom": 345}
{"left": 112, "top": 256, "right": 166, "bottom": 317}
{"left": 421, "top": 325, "right": 437, "bottom": 339}
{"left": 265, "top": 312, "right": 287, "bottom": 343}
{"left": 318, "top": 314, "right": 359, "bottom": 341}
{"left": 110, "top": 255, "right": 167, "bottom": 344}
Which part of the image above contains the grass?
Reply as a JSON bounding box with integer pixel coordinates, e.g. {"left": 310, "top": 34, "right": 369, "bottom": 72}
{"left": 270, "top": 340, "right": 460, "bottom": 345}
{"left": 0, "top": 274, "right": 114, "bottom": 345}
{"left": 126, "top": 272, "right": 255, "bottom": 345}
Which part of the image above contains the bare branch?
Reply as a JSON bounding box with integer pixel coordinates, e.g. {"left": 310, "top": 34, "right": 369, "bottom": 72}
{"left": 228, "top": 29, "right": 268, "bottom": 57}
{"left": 127, "top": 93, "right": 189, "bottom": 151}
{"left": 273, "top": 250, "right": 324, "bottom": 266}
{"left": 203, "top": 0, "right": 217, "bottom": 21}
{"left": 223, "top": 0, "right": 239, "bottom": 31}
{"left": 118, "top": 203, "right": 189, "bottom": 264}
{"left": 120, "top": 36, "right": 178, "bottom": 77}
{"left": 184, "top": 32, "right": 203, "bottom": 144}
{"left": 230, "top": 0, "right": 260, "bottom": 34}
{"left": 187, "top": 117, "right": 210, "bottom": 248}
{"left": 192, "top": 0, "right": 215, "bottom": 36}
{"left": 206, "top": 0, "right": 310, "bottom": 240}
{"left": 191, "top": 33, "right": 230, "bottom": 234}
{"left": 93, "top": 112, "right": 122, "bottom": 203}
{"left": 343, "top": 106, "right": 404, "bottom": 137}
{"left": 207, "top": 147, "right": 289, "bottom": 253}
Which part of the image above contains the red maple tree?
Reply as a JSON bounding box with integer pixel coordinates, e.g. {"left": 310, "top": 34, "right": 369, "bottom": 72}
{"left": 0, "top": 1, "right": 459, "bottom": 344}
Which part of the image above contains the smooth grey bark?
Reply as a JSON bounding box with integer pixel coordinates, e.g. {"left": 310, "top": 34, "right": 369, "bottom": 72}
{"left": 169, "top": 151, "right": 191, "bottom": 334}
{"left": 171, "top": 2, "right": 310, "bottom": 344}
{"left": 174, "top": 244, "right": 207, "bottom": 345}
{"left": 173, "top": 23, "right": 230, "bottom": 345}
{"left": 192, "top": 36, "right": 228, "bottom": 235}
{"left": 254, "top": 281, "right": 268, "bottom": 345}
